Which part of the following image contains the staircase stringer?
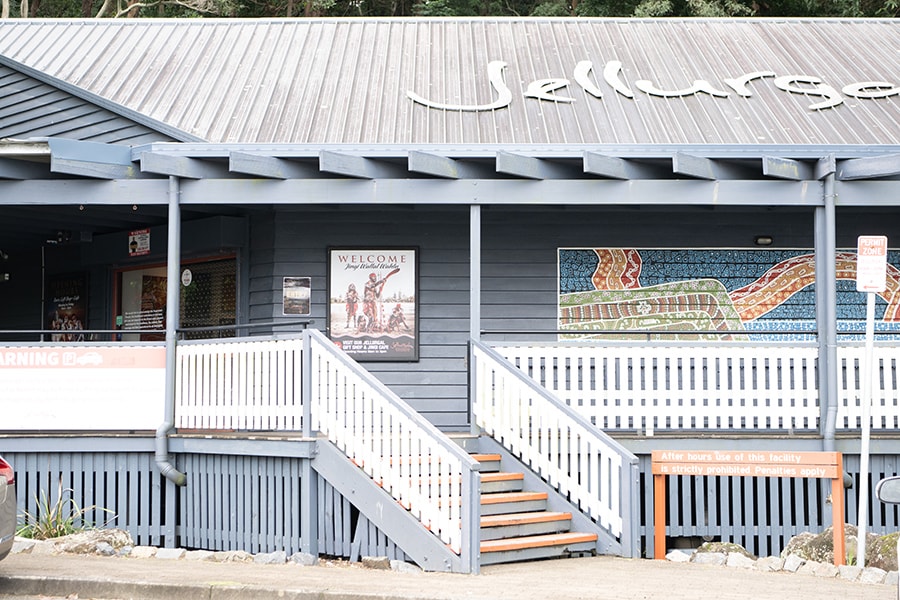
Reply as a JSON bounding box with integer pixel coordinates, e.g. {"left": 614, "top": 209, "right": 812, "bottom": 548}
{"left": 476, "top": 435, "right": 627, "bottom": 557}
{"left": 312, "top": 439, "right": 464, "bottom": 573}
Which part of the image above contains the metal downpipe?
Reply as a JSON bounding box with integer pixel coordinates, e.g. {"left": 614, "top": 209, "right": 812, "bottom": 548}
{"left": 821, "top": 163, "right": 839, "bottom": 452}
{"left": 156, "top": 175, "right": 187, "bottom": 486}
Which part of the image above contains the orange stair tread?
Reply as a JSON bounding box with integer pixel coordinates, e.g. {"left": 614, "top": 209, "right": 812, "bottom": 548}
{"left": 481, "top": 491, "right": 547, "bottom": 505}
{"left": 481, "top": 511, "right": 572, "bottom": 528}
{"left": 470, "top": 453, "right": 502, "bottom": 463}
{"left": 480, "top": 532, "right": 598, "bottom": 553}
{"left": 481, "top": 472, "right": 524, "bottom": 482}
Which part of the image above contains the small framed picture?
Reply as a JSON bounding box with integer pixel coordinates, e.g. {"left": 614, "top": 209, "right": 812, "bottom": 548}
{"left": 282, "top": 276, "right": 311, "bottom": 316}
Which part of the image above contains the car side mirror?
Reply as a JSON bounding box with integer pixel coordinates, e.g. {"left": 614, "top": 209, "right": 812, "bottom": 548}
{"left": 876, "top": 475, "right": 900, "bottom": 504}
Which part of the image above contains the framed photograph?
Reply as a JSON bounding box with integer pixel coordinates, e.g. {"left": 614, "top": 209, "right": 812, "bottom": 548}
{"left": 45, "top": 272, "right": 88, "bottom": 341}
{"left": 328, "top": 248, "right": 418, "bottom": 361}
{"left": 282, "top": 276, "right": 311, "bottom": 316}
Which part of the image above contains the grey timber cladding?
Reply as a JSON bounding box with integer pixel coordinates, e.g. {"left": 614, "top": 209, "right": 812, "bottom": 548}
{"left": 7, "top": 440, "right": 900, "bottom": 559}
{"left": 255, "top": 207, "right": 471, "bottom": 429}
{"left": 0, "top": 18, "right": 897, "bottom": 145}
{"left": 0, "top": 64, "right": 178, "bottom": 144}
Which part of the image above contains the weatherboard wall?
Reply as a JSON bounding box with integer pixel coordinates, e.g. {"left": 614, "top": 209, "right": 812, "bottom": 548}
{"left": 244, "top": 204, "right": 900, "bottom": 429}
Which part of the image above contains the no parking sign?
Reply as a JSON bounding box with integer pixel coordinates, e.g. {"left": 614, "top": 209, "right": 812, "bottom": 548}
{"left": 856, "top": 235, "right": 887, "bottom": 292}
{"left": 856, "top": 234, "right": 888, "bottom": 569}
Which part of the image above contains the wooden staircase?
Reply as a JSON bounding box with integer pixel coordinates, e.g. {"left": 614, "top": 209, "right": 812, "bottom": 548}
{"left": 473, "top": 453, "right": 598, "bottom": 566}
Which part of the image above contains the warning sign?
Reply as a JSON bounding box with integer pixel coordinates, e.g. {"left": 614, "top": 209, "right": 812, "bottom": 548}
{"left": 129, "top": 229, "right": 150, "bottom": 257}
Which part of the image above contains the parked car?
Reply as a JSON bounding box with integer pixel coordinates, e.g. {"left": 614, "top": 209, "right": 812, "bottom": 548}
{"left": 876, "top": 476, "right": 900, "bottom": 600}
{"left": 0, "top": 455, "right": 14, "bottom": 561}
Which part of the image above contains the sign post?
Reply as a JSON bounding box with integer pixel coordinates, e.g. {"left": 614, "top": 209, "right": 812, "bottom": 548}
{"left": 855, "top": 235, "right": 888, "bottom": 568}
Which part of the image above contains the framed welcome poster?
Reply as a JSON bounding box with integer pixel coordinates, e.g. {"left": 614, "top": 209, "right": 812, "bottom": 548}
{"left": 327, "top": 248, "right": 418, "bottom": 361}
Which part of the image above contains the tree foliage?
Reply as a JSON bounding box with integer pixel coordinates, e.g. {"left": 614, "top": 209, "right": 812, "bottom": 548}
{"left": 0, "top": 0, "right": 895, "bottom": 22}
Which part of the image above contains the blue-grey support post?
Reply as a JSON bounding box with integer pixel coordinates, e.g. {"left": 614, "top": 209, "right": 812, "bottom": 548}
{"left": 461, "top": 465, "right": 481, "bottom": 574}
{"left": 469, "top": 204, "right": 481, "bottom": 435}
{"left": 624, "top": 460, "right": 641, "bottom": 558}
{"left": 300, "top": 330, "right": 319, "bottom": 557}
{"left": 818, "top": 156, "right": 839, "bottom": 451}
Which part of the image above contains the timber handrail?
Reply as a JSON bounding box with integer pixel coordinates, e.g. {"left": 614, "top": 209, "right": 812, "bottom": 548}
{"left": 308, "top": 329, "right": 480, "bottom": 568}
{"left": 471, "top": 339, "right": 639, "bottom": 557}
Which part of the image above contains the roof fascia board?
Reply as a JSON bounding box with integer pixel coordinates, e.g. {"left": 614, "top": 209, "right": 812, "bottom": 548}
{"left": 0, "top": 55, "right": 205, "bottom": 144}
{"left": 12, "top": 176, "right": 900, "bottom": 207}
{"left": 132, "top": 143, "right": 900, "bottom": 161}
{"left": 835, "top": 180, "right": 900, "bottom": 205}
{"left": 172, "top": 178, "right": 824, "bottom": 206}
{"left": 0, "top": 178, "right": 169, "bottom": 205}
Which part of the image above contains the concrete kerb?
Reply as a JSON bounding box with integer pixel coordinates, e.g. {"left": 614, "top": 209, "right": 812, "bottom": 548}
{"left": 2, "top": 534, "right": 898, "bottom": 600}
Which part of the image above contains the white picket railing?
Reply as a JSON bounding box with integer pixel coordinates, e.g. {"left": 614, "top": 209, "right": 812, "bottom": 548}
{"left": 472, "top": 341, "right": 637, "bottom": 550}
{"left": 175, "top": 331, "right": 479, "bottom": 559}
{"left": 837, "top": 347, "right": 900, "bottom": 430}
{"left": 308, "top": 330, "right": 479, "bottom": 557}
{"left": 495, "top": 342, "right": 900, "bottom": 434}
{"left": 176, "top": 336, "right": 304, "bottom": 431}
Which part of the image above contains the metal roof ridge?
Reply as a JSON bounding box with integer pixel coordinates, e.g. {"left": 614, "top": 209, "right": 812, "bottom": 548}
{"left": 2, "top": 16, "right": 897, "bottom": 23}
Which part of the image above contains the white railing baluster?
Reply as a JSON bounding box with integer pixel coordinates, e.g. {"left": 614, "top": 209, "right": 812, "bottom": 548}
{"left": 472, "top": 341, "right": 637, "bottom": 550}
{"left": 176, "top": 337, "right": 305, "bottom": 433}
{"left": 496, "top": 342, "right": 822, "bottom": 434}
{"left": 496, "top": 342, "right": 900, "bottom": 434}
{"left": 307, "top": 330, "right": 478, "bottom": 556}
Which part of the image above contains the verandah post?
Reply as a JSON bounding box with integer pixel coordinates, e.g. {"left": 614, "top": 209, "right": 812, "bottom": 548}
{"left": 300, "top": 329, "right": 318, "bottom": 557}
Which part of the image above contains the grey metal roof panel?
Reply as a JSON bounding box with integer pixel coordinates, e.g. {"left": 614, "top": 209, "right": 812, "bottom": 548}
{"left": 0, "top": 18, "right": 896, "bottom": 146}
{"left": 0, "top": 53, "right": 201, "bottom": 144}
{"left": 0, "top": 63, "right": 177, "bottom": 144}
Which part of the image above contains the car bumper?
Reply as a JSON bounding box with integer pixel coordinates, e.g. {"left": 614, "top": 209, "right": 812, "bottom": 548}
{"left": 0, "top": 482, "right": 15, "bottom": 561}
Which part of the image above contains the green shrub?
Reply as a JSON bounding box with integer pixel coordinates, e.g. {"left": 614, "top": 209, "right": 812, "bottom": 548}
{"left": 16, "top": 478, "right": 114, "bottom": 540}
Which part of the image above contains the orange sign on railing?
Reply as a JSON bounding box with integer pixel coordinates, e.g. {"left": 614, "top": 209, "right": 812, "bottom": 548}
{"left": 651, "top": 450, "right": 845, "bottom": 565}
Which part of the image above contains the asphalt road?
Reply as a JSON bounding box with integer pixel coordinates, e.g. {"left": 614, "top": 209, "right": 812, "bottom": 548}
{"left": 0, "top": 552, "right": 896, "bottom": 600}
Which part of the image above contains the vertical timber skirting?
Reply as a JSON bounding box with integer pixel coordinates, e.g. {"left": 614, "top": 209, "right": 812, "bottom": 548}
{"left": 7, "top": 445, "right": 169, "bottom": 547}
{"left": 639, "top": 452, "right": 900, "bottom": 558}
{"left": 6, "top": 440, "right": 900, "bottom": 561}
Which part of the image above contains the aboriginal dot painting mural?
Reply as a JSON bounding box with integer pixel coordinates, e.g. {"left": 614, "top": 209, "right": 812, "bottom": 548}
{"left": 558, "top": 249, "right": 900, "bottom": 341}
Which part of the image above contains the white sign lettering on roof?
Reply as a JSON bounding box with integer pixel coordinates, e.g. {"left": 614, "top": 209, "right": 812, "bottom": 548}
{"left": 407, "top": 60, "right": 900, "bottom": 112}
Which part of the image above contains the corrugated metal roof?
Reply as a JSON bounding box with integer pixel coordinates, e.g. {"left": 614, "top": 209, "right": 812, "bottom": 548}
{"left": 0, "top": 18, "right": 896, "bottom": 145}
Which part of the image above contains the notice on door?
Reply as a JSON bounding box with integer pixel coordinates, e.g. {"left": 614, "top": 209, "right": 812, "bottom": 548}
{"left": 128, "top": 228, "right": 150, "bottom": 257}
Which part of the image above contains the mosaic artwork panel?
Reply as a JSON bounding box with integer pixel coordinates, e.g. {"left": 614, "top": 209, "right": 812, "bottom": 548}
{"left": 558, "top": 248, "right": 900, "bottom": 341}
